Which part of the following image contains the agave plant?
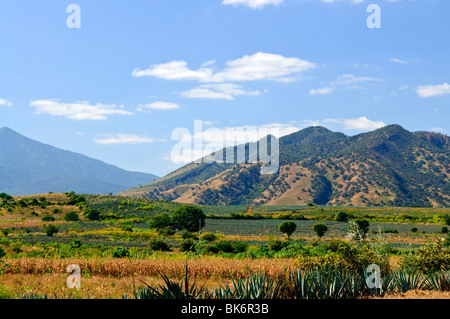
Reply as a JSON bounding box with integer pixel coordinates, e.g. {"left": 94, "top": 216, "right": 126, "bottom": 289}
{"left": 212, "top": 272, "right": 283, "bottom": 299}
{"left": 423, "top": 271, "right": 450, "bottom": 291}
{"left": 133, "top": 264, "right": 206, "bottom": 299}
{"left": 389, "top": 269, "right": 427, "bottom": 293}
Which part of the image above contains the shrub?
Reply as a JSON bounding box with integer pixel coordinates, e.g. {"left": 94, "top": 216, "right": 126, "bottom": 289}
{"left": 411, "top": 227, "right": 418, "bottom": 233}
{"left": 441, "top": 227, "right": 448, "bottom": 234}
{"left": 148, "top": 238, "right": 171, "bottom": 251}
{"left": 347, "top": 219, "right": 369, "bottom": 241}
{"left": 445, "top": 215, "right": 450, "bottom": 226}
{"left": 70, "top": 239, "right": 82, "bottom": 248}
{"left": 200, "top": 232, "right": 217, "bottom": 242}
{"left": 336, "top": 212, "right": 349, "bottom": 222}
{"left": 215, "top": 241, "right": 234, "bottom": 253}
{"left": 120, "top": 224, "right": 134, "bottom": 232}
{"left": 44, "top": 224, "right": 58, "bottom": 237}
{"left": 41, "top": 215, "right": 55, "bottom": 222}
{"left": 279, "top": 221, "right": 297, "bottom": 241}
{"left": 84, "top": 209, "right": 100, "bottom": 221}
{"left": 1, "top": 229, "right": 10, "bottom": 237}
{"left": 0, "top": 247, "right": 6, "bottom": 258}
{"left": 181, "top": 231, "right": 198, "bottom": 240}
{"left": 171, "top": 205, "right": 206, "bottom": 232}
{"left": 321, "top": 240, "right": 349, "bottom": 253}
{"left": 267, "top": 240, "right": 289, "bottom": 252}
{"left": 400, "top": 241, "right": 450, "bottom": 273}
{"left": 313, "top": 223, "right": 328, "bottom": 238}
{"left": 149, "top": 213, "right": 172, "bottom": 230}
{"left": 157, "top": 226, "right": 175, "bottom": 236}
{"left": 64, "top": 211, "right": 79, "bottom": 222}
{"left": 232, "top": 241, "right": 249, "bottom": 253}
{"left": 180, "top": 239, "right": 196, "bottom": 252}
{"left": 112, "top": 246, "right": 130, "bottom": 258}
{"left": 381, "top": 229, "right": 399, "bottom": 234}
{"left": 0, "top": 285, "right": 16, "bottom": 299}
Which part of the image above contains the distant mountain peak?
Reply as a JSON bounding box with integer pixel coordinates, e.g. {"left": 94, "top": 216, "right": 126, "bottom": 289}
{"left": 121, "top": 125, "right": 450, "bottom": 207}
{"left": 0, "top": 128, "right": 159, "bottom": 195}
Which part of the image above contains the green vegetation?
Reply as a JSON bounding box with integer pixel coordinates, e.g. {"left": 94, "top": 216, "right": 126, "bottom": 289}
{"left": 279, "top": 221, "right": 297, "bottom": 241}
{"left": 313, "top": 223, "right": 328, "bottom": 238}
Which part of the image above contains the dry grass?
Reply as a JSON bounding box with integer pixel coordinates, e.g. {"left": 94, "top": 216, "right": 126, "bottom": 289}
{"left": 2, "top": 257, "right": 298, "bottom": 279}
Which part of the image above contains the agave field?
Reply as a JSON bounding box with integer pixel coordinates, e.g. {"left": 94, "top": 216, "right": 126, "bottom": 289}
{"left": 0, "top": 192, "right": 449, "bottom": 299}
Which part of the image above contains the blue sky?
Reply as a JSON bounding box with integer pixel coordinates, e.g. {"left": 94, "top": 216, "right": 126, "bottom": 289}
{"left": 0, "top": 0, "right": 449, "bottom": 177}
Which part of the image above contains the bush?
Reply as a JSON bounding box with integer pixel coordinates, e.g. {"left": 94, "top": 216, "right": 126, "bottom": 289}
{"left": 41, "top": 215, "right": 55, "bottom": 222}
{"left": 84, "top": 209, "right": 100, "bottom": 221}
{"left": 180, "top": 239, "right": 196, "bottom": 252}
{"left": 445, "top": 215, "right": 450, "bottom": 226}
{"left": 321, "top": 240, "right": 349, "bottom": 253}
{"left": 120, "top": 224, "right": 134, "bottom": 232}
{"left": 313, "top": 223, "right": 328, "bottom": 238}
{"left": 400, "top": 241, "right": 450, "bottom": 273}
{"left": 336, "top": 212, "right": 349, "bottom": 222}
{"left": 64, "top": 211, "right": 79, "bottom": 222}
{"left": 70, "top": 239, "right": 82, "bottom": 248}
{"left": 279, "top": 221, "right": 297, "bottom": 241}
{"left": 215, "top": 241, "right": 234, "bottom": 253}
{"left": 0, "top": 285, "right": 16, "bottom": 299}
{"left": 149, "top": 213, "right": 172, "bottom": 230}
{"left": 44, "top": 224, "right": 58, "bottom": 237}
{"left": 232, "top": 241, "right": 248, "bottom": 253}
{"left": 112, "top": 246, "right": 130, "bottom": 258}
{"left": 1, "top": 229, "right": 10, "bottom": 237}
{"left": 267, "top": 240, "right": 289, "bottom": 252}
{"left": 171, "top": 205, "right": 206, "bottom": 232}
{"left": 181, "top": 231, "right": 198, "bottom": 240}
{"left": 157, "top": 226, "right": 175, "bottom": 236}
{"left": 411, "top": 227, "right": 418, "bottom": 233}
{"left": 0, "top": 247, "right": 6, "bottom": 258}
{"left": 200, "top": 232, "right": 217, "bottom": 242}
{"left": 381, "top": 229, "right": 399, "bottom": 234}
{"left": 441, "top": 227, "right": 448, "bottom": 234}
{"left": 148, "top": 238, "right": 171, "bottom": 251}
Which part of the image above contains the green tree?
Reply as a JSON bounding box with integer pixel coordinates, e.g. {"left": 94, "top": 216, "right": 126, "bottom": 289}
{"left": 171, "top": 205, "right": 206, "bottom": 232}
{"left": 84, "top": 209, "right": 100, "bottom": 221}
{"left": 347, "top": 219, "right": 370, "bottom": 242}
{"left": 44, "top": 224, "right": 58, "bottom": 237}
{"left": 149, "top": 213, "right": 173, "bottom": 230}
{"left": 64, "top": 211, "right": 79, "bottom": 222}
{"left": 313, "top": 223, "right": 328, "bottom": 238}
{"left": 336, "top": 212, "right": 349, "bottom": 222}
{"left": 279, "top": 221, "right": 297, "bottom": 241}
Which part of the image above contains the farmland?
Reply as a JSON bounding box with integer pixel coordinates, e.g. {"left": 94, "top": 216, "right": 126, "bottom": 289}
{"left": 0, "top": 192, "right": 449, "bottom": 299}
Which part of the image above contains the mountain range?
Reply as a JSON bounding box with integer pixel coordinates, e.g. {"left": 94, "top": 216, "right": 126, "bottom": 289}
{"left": 0, "top": 127, "right": 158, "bottom": 195}
{"left": 121, "top": 125, "right": 450, "bottom": 207}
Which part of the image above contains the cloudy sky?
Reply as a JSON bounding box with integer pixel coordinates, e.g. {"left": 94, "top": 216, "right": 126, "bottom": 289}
{"left": 1, "top": 0, "right": 449, "bottom": 177}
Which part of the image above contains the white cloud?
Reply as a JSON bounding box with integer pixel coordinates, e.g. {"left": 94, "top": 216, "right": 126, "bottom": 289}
{"left": 93, "top": 133, "right": 158, "bottom": 145}
{"left": 310, "top": 74, "right": 381, "bottom": 95}
{"left": 180, "top": 83, "right": 261, "bottom": 100}
{"left": 320, "top": 0, "right": 364, "bottom": 3}
{"left": 324, "top": 117, "right": 386, "bottom": 130}
{"left": 309, "top": 87, "right": 334, "bottom": 95}
{"left": 389, "top": 58, "right": 407, "bottom": 64}
{"left": 431, "top": 127, "right": 444, "bottom": 133}
{"left": 30, "top": 99, "right": 132, "bottom": 120}
{"left": 137, "top": 101, "right": 180, "bottom": 112}
{"left": 331, "top": 74, "right": 382, "bottom": 86}
{"left": 133, "top": 52, "right": 316, "bottom": 83}
{"left": 417, "top": 83, "right": 450, "bottom": 98}
{"left": 222, "top": 0, "right": 283, "bottom": 9}
{"left": 0, "top": 98, "right": 13, "bottom": 107}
